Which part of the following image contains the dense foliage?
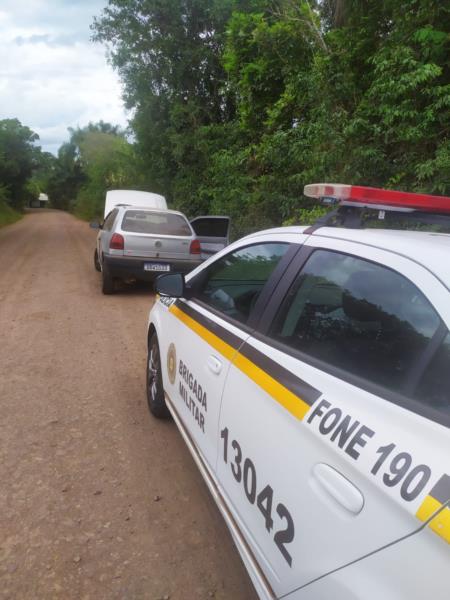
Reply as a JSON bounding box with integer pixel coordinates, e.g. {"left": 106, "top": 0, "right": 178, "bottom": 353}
{"left": 0, "top": 119, "right": 41, "bottom": 211}
{"left": 44, "top": 122, "right": 147, "bottom": 219}
{"left": 0, "top": 118, "right": 140, "bottom": 221}
{"left": 0, "top": 118, "right": 59, "bottom": 217}
{"left": 90, "top": 0, "right": 450, "bottom": 235}
{"left": 0, "top": 118, "right": 144, "bottom": 221}
{"left": 0, "top": 195, "right": 21, "bottom": 227}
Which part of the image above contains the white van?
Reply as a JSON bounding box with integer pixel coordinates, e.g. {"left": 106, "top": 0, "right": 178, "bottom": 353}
{"left": 104, "top": 190, "right": 167, "bottom": 218}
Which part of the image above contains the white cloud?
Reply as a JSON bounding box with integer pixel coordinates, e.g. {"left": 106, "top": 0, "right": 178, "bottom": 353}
{"left": 0, "top": 0, "right": 128, "bottom": 154}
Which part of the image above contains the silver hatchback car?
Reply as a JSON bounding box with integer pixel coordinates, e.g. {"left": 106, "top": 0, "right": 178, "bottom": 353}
{"left": 92, "top": 206, "right": 229, "bottom": 294}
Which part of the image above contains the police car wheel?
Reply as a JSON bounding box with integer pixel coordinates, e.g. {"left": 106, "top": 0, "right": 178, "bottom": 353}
{"left": 146, "top": 333, "right": 170, "bottom": 419}
{"left": 94, "top": 249, "right": 101, "bottom": 272}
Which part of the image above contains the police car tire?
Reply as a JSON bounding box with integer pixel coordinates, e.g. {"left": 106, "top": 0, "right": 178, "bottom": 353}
{"left": 146, "top": 333, "right": 170, "bottom": 419}
{"left": 94, "top": 249, "right": 101, "bottom": 272}
{"left": 101, "top": 262, "right": 115, "bottom": 295}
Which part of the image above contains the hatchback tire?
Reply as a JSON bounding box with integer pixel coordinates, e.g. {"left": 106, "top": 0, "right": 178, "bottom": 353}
{"left": 94, "top": 249, "right": 101, "bottom": 272}
{"left": 101, "top": 262, "right": 115, "bottom": 295}
{"left": 146, "top": 332, "right": 170, "bottom": 419}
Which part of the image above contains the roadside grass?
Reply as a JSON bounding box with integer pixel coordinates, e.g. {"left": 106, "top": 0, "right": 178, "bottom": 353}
{"left": 0, "top": 199, "right": 22, "bottom": 228}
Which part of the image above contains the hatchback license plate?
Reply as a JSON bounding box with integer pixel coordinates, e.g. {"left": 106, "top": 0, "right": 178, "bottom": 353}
{"left": 144, "top": 263, "right": 171, "bottom": 272}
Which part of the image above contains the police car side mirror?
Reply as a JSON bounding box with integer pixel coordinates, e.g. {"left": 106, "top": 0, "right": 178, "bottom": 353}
{"left": 155, "top": 273, "right": 186, "bottom": 298}
{"left": 89, "top": 221, "right": 102, "bottom": 229}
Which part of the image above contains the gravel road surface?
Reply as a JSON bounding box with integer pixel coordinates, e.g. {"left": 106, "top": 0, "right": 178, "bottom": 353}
{"left": 0, "top": 210, "right": 256, "bottom": 600}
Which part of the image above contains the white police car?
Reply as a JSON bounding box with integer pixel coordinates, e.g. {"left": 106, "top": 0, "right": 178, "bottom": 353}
{"left": 146, "top": 184, "right": 450, "bottom": 600}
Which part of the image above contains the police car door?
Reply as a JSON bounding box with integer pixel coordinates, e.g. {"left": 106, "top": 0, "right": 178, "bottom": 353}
{"left": 158, "top": 240, "right": 294, "bottom": 473}
{"left": 217, "top": 238, "right": 450, "bottom": 596}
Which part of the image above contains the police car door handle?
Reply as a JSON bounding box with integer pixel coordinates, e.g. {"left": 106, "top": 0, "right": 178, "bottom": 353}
{"left": 207, "top": 355, "right": 222, "bottom": 375}
{"left": 312, "top": 463, "right": 364, "bottom": 515}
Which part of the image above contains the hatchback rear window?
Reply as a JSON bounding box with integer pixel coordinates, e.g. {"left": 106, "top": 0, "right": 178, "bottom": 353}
{"left": 121, "top": 211, "right": 192, "bottom": 236}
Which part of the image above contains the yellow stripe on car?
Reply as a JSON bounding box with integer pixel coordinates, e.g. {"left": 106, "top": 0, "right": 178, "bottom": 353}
{"left": 170, "top": 304, "right": 310, "bottom": 421}
{"left": 416, "top": 478, "right": 450, "bottom": 544}
{"left": 428, "top": 506, "right": 450, "bottom": 543}
{"left": 170, "top": 304, "right": 237, "bottom": 362}
{"left": 416, "top": 495, "right": 442, "bottom": 523}
{"left": 233, "top": 352, "right": 310, "bottom": 420}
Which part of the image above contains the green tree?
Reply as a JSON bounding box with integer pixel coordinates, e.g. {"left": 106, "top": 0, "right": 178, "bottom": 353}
{"left": 46, "top": 140, "right": 86, "bottom": 210}
{"left": 74, "top": 127, "right": 142, "bottom": 219}
{"left": 92, "top": 0, "right": 241, "bottom": 212}
{"left": 47, "top": 122, "right": 138, "bottom": 216}
{"left": 30, "top": 151, "right": 57, "bottom": 201}
{"left": 0, "top": 119, "right": 40, "bottom": 209}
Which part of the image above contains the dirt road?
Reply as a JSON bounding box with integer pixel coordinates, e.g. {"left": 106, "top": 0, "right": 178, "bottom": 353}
{"left": 0, "top": 210, "right": 256, "bottom": 600}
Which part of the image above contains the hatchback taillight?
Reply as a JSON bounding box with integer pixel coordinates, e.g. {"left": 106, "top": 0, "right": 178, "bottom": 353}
{"left": 189, "top": 239, "right": 201, "bottom": 255}
{"left": 110, "top": 233, "right": 124, "bottom": 250}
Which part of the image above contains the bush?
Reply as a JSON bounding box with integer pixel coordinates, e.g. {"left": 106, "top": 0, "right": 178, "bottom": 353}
{"left": 0, "top": 186, "right": 22, "bottom": 227}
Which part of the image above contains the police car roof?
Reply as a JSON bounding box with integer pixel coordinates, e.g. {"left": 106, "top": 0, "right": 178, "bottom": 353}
{"left": 249, "top": 226, "right": 450, "bottom": 287}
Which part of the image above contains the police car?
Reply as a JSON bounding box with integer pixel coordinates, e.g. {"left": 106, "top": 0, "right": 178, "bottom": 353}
{"left": 146, "top": 184, "right": 450, "bottom": 600}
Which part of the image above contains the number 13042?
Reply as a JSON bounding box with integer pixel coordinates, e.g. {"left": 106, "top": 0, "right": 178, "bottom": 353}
{"left": 220, "top": 427, "right": 295, "bottom": 566}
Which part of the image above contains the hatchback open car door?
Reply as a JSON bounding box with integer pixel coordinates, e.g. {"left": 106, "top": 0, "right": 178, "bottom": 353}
{"left": 190, "top": 216, "right": 230, "bottom": 259}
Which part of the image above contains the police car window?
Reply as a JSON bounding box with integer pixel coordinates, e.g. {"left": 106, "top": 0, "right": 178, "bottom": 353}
{"left": 415, "top": 333, "right": 450, "bottom": 416}
{"left": 271, "top": 250, "right": 440, "bottom": 395}
{"left": 196, "top": 243, "right": 289, "bottom": 324}
{"left": 103, "top": 209, "right": 118, "bottom": 232}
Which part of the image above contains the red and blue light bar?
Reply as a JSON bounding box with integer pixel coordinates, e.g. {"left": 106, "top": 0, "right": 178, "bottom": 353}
{"left": 304, "top": 183, "right": 450, "bottom": 214}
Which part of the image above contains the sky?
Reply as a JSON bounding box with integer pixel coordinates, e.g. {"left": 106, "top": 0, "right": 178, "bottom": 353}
{"left": 0, "top": 0, "right": 128, "bottom": 155}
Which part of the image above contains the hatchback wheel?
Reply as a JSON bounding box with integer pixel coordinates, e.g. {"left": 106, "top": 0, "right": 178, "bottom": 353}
{"left": 94, "top": 249, "right": 101, "bottom": 272}
{"left": 146, "top": 333, "right": 170, "bottom": 419}
{"left": 101, "top": 262, "right": 115, "bottom": 294}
